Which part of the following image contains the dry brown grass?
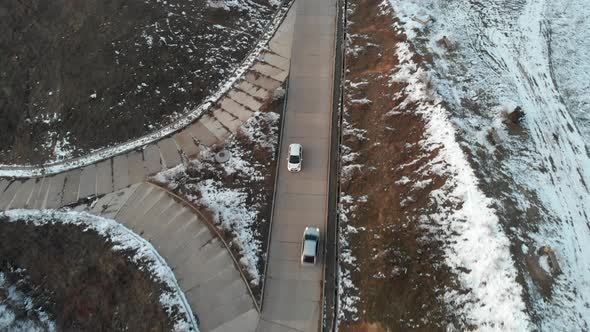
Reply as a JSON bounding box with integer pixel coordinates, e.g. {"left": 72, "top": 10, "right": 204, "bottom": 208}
{"left": 338, "top": 0, "right": 459, "bottom": 330}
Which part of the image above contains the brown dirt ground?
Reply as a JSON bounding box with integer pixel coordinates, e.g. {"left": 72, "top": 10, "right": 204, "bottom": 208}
{"left": 0, "top": 219, "right": 181, "bottom": 331}
{"left": 338, "top": 0, "right": 462, "bottom": 330}
{"left": 0, "top": 0, "right": 277, "bottom": 165}
{"left": 151, "top": 88, "right": 285, "bottom": 304}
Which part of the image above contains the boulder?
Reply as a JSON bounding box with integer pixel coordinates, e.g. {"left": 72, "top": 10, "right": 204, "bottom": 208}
{"left": 506, "top": 106, "right": 525, "bottom": 125}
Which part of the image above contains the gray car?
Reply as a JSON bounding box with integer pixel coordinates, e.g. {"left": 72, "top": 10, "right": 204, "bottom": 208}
{"left": 300, "top": 227, "right": 320, "bottom": 265}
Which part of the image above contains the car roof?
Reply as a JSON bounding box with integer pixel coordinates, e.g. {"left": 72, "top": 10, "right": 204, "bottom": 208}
{"left": 303, "top": 239, "right": 317, "bottom": 257}
{"left": 289, "top": 143, "right": 302, "bottom": 155}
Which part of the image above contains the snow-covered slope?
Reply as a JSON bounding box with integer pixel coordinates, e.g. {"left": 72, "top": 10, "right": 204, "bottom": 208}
{"left": 389, "top": 0, "right": 590, "bottom": 330}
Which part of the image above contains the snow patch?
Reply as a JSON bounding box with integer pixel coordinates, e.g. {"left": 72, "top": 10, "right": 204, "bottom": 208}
{"left": 0, "top": 271, "right": 56, "bottom": 332}
{"left": 389, "top": 0, "right": 590, "bottom": 329}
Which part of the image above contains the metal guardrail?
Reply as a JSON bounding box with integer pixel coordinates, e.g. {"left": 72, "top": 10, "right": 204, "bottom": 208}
{"left": 323, "top": 0, "right": 347, "bottom": 329}
{"left": 0, "top": 2, "right": 295, "bottom": 178}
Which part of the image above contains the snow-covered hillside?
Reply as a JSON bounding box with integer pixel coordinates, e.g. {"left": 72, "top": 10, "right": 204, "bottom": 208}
{"left": 389, "top": 0, "right": 590, "bottom": 330}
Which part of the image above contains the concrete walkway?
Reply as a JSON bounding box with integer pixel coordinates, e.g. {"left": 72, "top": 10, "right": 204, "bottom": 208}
{"left": 257, "top": 0, "right": 338, "bottom": 330}
{"left": 75, "top": 183, "right": 260, "bottom": 332}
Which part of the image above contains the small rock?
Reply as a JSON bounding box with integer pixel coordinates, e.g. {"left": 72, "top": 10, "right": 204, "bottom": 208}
{"left": 272, "top": 87, "right": 286, "bottom": 100}
{"left": 506, "top": 106, "right": 525, "bottom": 125}
{"left": 486, "top": 128, "right": 501, "bottom": 145}
{"left": 436, "top": 35, "right": 454, "bottom": 51}
{"left": 538, "top": 245, "right": 562, "bottom": 275}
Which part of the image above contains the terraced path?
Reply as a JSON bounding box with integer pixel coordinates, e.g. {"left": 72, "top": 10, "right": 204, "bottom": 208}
{"left": 75, "top": 183, "right": 259, "bottom": 332}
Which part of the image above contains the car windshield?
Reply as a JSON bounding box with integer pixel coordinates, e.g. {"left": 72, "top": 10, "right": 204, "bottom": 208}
{"left": 304, "top": 234, "right": 317, "bottom": 241}
{"left": 289, "top": 155, "right": 300, "bottom": 163}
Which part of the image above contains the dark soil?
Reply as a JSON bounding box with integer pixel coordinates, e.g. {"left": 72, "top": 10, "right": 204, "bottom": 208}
{"left": 338, "top": 0, "right": 462, "bottom": 330}
{"left": 0, "top": 218, "right": 180, "bottom": 332}
{"left": 0, "top": 0, "right": 277, "bottom": 165}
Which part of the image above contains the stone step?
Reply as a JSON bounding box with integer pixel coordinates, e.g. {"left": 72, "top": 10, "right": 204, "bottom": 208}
{"left": 185, "top": 264, "right": 239, "bottom": 299}
{"left": 252, "top": 62, "right": 286, "bottom": 82}
{"left": 220, "top": 97, "right": 255, "bottom": 122}
{"left": 175, "top": 244, "right": 233, "bottom": 287}
{"left": 154, "top": 213, "right": 202, "bottom": 259}
{"left": 157, "top": 138, "right": 182, "bottom": 170}
{"left": 146, "top": 206, "right": 191, "bottom": 242}
{"left": 95, "top": 159, "right": 114, "bottom": 196}
{"left": 123, "top": 189, "right": 168, "bottom": 230}
{"left": 269, "top": 38, "right": 292, "bottom": 59}
{"left": 273, "top": 70, "right": 289, "bottom": 83}
{"left": 148, "top": 208, "right": 198, "bottom": 256}
{"left": 0, "top": 179, "right": 10, "bottom": 193}
{"left": 236, "top": 80, "right": 270, "bottom": 101}
{"left": 167, "top": 226, "right": 214, "bottom": 269}
{"left": 175, "top": 242, "right": 228, "bottom": 286}
{"left": 89, "top": 193, "right": 116, "bottom": 215}
{"left": 186, "top": 121, "right": 219, "bottom": 146}
{"left": 142, "top": 144, "right": 163, "bottom": 176}
{"left": 204, "top": 293, "right": 256, "bottom": 332}
{"left": 6, "top": 178, "right": 37, "bottom": 209}
{"left": 261, "top": 51, "right": 290, "bottom": 71}
{"left": 44, "top": 173, "right": 67, "bottom": 209}
{"left": 129, "top": 197, "right": 176, "bottom": 238}
{"left": 192, "top": 271, "right": 247, "bottom": 310}
{"left": 209, "top": 308, "right": 259, "bottom": 332}
{"left": 114, "top": 184, "right": 155, "bottom": 224}
{"left": 245, "top": 71, "right": 282, "bottom": 91}
{"left": 0, "top": 180, "right": 20, "bottom": 210}
{"left": 199, "top": 114, "right": 230, "bottom": 141}
{"left": 72, "top": 204, "right": 89, "bottom": 212}
{"left": 228, "top": 90, "right": 263, "bottom": 111}
{"left": 98, "top": 184, "right": 141, "bottom": 219}
{"left": 29, "top": 177, "right": 51, "bottom": 209}
{"left": 62, "top": 169, "right": 82, "bottom": 206}
{"left": 142, "top": 202, "right": 189, "bottom": 242}
{"left": 173, "top": 130, "right": 201, "bottom": 159}
{"left": 112, "top": 155, "right": 130, "bottom": 191}
{"left": 212, "top": 109, "right": 242, "bottom": 134}
{"left": 127, "top": 150, "right": 149, "bottom": 185}
{"left": 78, "top": 165, "right": 97, "bottom": 200}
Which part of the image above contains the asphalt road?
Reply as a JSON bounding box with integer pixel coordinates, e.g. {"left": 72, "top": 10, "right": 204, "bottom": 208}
{"left": 257, "top": 0, "right": 338, "bottom": 330}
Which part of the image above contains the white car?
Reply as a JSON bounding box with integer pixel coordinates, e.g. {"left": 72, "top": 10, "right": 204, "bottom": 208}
{"left": 287, "top": 143, "right": 303, "bottom": 172}
{"left": 301, "top": 227, "right": 320, "bottom": 265}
